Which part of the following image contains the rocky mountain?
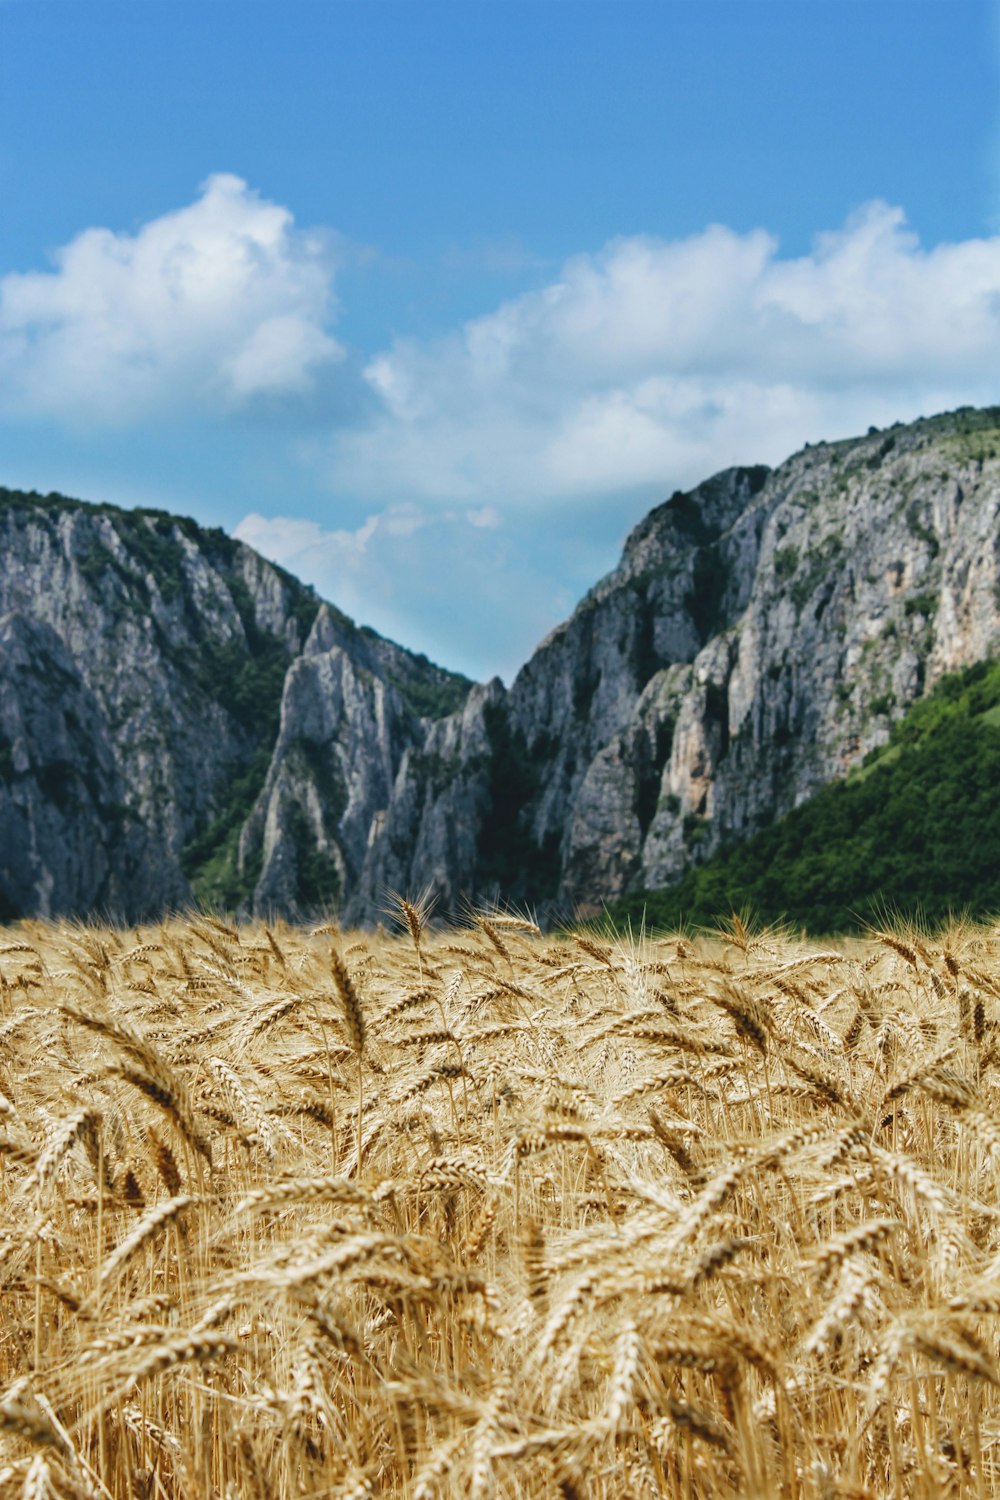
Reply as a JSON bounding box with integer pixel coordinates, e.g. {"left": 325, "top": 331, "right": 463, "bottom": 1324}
{"left": 3, "top": 403, "right": 1000, "bottom": 925}
{"left": 339, "top": 404, "right": 1000, "bottom": 921}
{"left": 0, "top": 487, "right": 469, "bottom": 920}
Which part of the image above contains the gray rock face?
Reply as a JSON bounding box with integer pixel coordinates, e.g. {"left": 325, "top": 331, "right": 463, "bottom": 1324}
{"left": 4, "top": 405, "right": 1000, "bottom": 925}
{"left": 0, "top": 499, "right": 313, "bottom": 915}
{"left": 0, "top": 612, "right": 148, "bottom": 919}
{"left": 240, "top": 606, "right": 422, "bottom": 915}
{"left": 342, "top": 680, "right": 505, "bottom": 923}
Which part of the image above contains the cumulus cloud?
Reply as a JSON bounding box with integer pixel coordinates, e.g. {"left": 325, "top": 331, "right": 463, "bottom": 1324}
{"left": 18, "top": 186, "right": 1000, "bottom": 679}
{"left": 0, "top": 174, "right": 341, "bottom": 422}
{"left": 326, "top": 202, "right": 1000, "bottom": 507}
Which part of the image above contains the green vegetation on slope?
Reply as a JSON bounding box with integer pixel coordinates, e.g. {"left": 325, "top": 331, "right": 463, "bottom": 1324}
{"left": 479, "top": 703, "right": 561, "bottom": 901}
{"left": 179, "top": 564, "right": 315, "bottom": 912}
{"left": 386, "top": 661, "right": 473, "bottom": 721}
{"left": 613, "top": 656, "right": 1000, "bottom": 934}
{"left": 180, "top": 747, "right": 271, "bottom": 910}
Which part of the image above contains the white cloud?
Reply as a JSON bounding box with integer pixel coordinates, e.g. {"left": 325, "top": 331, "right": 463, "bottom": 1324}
{"left": 235, "top": 511, "right": 382, "bottom": 576}
{"left": 233, "top": 505, "right": 561, "bottom": 681}
{"left": 466, "top": 505, "right": 501, "bottom": 528}
{"left": 0, "top": 174, "right": 341, "bottom": 423}
{"left": 233, "top": 505, "right": 440, "bottom": 622}
{"left": 17, "top": 190, "right": 1000, "bottom": 681}
{"left": 326, "top": 202, "right": 1000, "bottom": 507}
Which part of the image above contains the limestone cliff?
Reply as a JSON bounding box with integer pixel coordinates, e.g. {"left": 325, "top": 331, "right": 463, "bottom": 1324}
{"left": 0, "top": 488, "right": 469, "bottom": 920}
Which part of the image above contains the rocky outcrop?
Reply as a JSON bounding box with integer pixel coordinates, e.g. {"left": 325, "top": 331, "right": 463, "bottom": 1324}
{"left": 0, "top": 613, "right": 150, "bottom": 919}
{"left": 239, "top": 606, "right": 423, "bottom": 914}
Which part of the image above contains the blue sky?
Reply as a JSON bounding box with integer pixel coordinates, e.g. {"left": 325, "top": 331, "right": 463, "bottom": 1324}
{"left": 1, "top": 0, "right": 999, "bottom": 680}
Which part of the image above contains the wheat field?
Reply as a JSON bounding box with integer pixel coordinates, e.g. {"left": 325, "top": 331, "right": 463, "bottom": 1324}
{"left": 0, "top": 910, "right": 999, "bottom": 1498}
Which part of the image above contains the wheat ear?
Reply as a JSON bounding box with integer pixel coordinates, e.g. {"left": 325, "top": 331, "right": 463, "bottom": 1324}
{"left": 332, "top": 947, "right": 365, "bottom": 1171}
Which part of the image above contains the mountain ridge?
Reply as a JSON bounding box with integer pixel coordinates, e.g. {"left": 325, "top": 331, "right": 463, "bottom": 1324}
{"left": 0, "top": 485, "right": 470, "bottom": 919}
{"left": 3, "top": 401, "right": 1000, "bottom": 925}
{"left": 338, "top": 403, "right": 1000, "bottom": 922}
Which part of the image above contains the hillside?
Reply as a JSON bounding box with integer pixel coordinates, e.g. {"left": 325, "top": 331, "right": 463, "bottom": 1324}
{"left": 611, "top": 655, "right": 1000, "bottom": 934}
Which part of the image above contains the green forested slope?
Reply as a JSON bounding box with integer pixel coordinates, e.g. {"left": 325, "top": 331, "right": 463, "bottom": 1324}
{"left": 613, "top": 658, "right": 1000, "bottom": 934}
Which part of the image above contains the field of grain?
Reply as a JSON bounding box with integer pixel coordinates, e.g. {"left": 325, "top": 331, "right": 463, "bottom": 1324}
{"left": 0, "top": 910, "right": 999, "bottom": 1498}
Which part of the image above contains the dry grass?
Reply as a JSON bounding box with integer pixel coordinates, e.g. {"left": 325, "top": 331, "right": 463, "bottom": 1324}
{"left": 0, "top": 912, "right": 1000, "bottom": 1496}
